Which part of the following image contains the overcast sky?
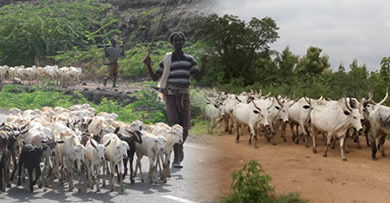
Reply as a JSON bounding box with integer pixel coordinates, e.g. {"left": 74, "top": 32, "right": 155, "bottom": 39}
{"left": 211, "top": 0, "right": 390, "bottom": 72}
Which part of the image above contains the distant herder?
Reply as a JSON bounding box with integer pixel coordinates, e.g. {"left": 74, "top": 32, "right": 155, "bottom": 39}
{"left": 103, "top": 38, "right": 124, "bottom": 88}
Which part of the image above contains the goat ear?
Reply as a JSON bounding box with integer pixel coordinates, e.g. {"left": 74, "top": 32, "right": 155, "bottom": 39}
{"left": 21, "top": 128, "right": 29, "bottom": 135}
{"left": 105, "top": 139, "right": 111, "bottom": 147}
{"left": 90, "top": 139, "right": 97, "bottom": 149}
{"left": 114, "top": 127, "right": 120, "bottom": 134}
{"left": 21, "top": 123, "right": 28, "bottom": 130}
{"left": 87, "top": 118, "right": 92, "bottom": 125}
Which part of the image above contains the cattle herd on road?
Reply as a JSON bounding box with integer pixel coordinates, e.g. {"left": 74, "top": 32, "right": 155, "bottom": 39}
{"left": 0, "top": 104, "right": 183, "bottom": 193}
{"left": 203, "top": 89, "right": 390, "bottom": 161}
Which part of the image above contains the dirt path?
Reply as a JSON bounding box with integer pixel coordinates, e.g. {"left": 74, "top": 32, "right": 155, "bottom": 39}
{"left": 210, "top": 127, "right": 390, "bottom": 203}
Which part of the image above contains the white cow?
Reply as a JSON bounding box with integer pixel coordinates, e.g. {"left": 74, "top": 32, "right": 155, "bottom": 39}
{"left": 363, "top": 91, "right": 389, "bottom": 160}
{"left": 232, "top": 100, "right": 270, "bottom": 148}
{"left": 310, "top": 98, "right": 363, "bottom": 160}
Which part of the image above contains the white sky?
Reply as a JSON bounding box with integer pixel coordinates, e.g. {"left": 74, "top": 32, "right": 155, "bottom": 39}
{"left": 210, "top": 0, "right": 390, "bottom": 72}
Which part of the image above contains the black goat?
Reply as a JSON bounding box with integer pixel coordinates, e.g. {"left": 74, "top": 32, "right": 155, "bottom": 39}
{"left": 17, "top": 144, "right": 44, "bottom": 192}
{"left": 115, "top": 128, "right": 142, "bottom": 184}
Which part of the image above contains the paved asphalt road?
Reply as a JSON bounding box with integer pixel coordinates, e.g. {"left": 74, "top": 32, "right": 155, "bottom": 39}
{"left": 0, "top": 112, "right": 221, "bottom": 203}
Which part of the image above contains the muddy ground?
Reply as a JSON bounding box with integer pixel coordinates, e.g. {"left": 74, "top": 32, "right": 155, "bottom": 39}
{"left": 211, "top": 125, "right": 390, "bottom": 203}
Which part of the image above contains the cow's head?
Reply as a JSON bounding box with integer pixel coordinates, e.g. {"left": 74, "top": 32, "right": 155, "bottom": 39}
{"left": 342, "top": 98, "right": 363, "bottom": 132}
{"left": 275, "top": 96, "right": 289, "bottom": 123}
{"left": 252, "top": 101, "right": 269, "bottom": 127}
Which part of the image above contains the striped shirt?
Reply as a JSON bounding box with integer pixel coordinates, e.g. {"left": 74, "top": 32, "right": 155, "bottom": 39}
{"left": 155, "top": 52, "right": 200, "bottom": 89}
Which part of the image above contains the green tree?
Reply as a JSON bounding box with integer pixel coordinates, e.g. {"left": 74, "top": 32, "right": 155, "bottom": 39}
{"left": 274, "top": 47, "right": 299, "bottom": 85}
{"left": 194, "top": 14, "right": 279, "bottom": 85}
{"left": 347, "top": 59, "right": 369, "bottom": 98}
{"left": 295, "top": 46, "right": 330, "bottom": 77}
{"left": 380, "top": 56, "right": 390, "bottom": 83}
{"left": 0, "top": 0, "right": 119, "bottom": 66}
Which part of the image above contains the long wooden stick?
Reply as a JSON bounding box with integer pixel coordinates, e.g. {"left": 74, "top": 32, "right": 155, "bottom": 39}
{"left": 146, "top": 0, "right": 169, "bottom": 58}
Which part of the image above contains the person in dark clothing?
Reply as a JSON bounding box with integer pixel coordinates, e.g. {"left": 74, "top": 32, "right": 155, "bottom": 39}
{"left": 103, "top": 39, "right": 124, "bottom": 88}
{"left": 144, "top": 31, "right": 206, "bottom": 168}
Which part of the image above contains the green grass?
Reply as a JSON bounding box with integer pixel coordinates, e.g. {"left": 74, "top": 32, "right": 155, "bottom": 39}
{"left": 190, "top": 118, "right": 210, "bottom": 136}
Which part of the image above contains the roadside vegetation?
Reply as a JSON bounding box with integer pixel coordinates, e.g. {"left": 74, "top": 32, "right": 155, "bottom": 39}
{"left": 221, "top": 160, "right": 307, "bottom": 203}
{"left": 0, "top": 85, "right": 167, "bottom": 124}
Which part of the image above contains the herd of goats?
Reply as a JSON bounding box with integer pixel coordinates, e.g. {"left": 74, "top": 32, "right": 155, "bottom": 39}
{"left": 0, "top": 104, "right": 183, "bottom": 193}
{"left": 0, "top": 65, "right": 82, "bottom": 85}
{"left": 202, "top": 89, "right": 390, "bottom": 162}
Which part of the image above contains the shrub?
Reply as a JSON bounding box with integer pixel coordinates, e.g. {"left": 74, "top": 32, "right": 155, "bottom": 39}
{"left": 221, "top": 160, "right": 307, "bottom": 203}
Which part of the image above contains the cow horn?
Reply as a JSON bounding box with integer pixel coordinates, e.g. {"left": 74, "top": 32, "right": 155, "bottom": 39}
{"left": 344, "top": 97, "right": 353, "bottom": 112}
{"left": 275, "top": 96, "right": 283, "bottom": 106}
{"left": 235, "top": 96, "right": 242, "bottom": 103}
{"left": 318, "top": 96, "right": 324, "bottom": 101}
{"left": 304, "top": 96, "right": 311, "bottom": 105}
{"left": 377, "top": 89, "right": 388, "bottom": 105}
{"left": 289, "top": 99, "right": 298, "bottom": 108}
{"left": 251, "top": 101, "right": 261, "bottom": 111}
{"left": 204, "top": 95, "right": 211, "bottom": 103}
{"left": 104, "top": 139, "right": 111, "bottom": 147}
{"left": 265, "top": 92, "right": 271, "bottom": 97}
{"left": 257, "top": 90, "right": 262, "bottom": 97}
{"left": 349, "top": 97, "right": 357, "bottom": 109}
{"left": 267, "top": 98, "right": 275, "bottom": 110}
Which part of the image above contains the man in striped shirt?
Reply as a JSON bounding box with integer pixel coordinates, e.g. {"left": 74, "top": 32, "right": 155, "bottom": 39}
{"left": 144, "top": 31, "right": 206, "bottom": 168}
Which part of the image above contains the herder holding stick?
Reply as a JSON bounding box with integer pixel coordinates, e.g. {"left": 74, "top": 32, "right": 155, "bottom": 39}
{"left": 144, "top": 31, "right": 206, "bottom": 168}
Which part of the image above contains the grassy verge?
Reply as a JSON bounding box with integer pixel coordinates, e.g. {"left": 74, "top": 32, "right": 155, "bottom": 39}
{"left": 0, "top": 85, "right": 166, "bottom": 124}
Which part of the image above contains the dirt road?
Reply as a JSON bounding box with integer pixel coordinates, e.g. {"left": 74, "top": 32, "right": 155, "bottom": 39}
{"left": 211, "top": 128, "right": 390, "bottom": 203}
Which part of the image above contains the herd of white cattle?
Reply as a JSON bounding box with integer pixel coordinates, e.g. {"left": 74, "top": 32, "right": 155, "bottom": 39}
{"left": 0, "top": 65, "right": 82, "bottom": 85}
{"left": 202, "top": 89, "right": 390, "bottom": 161}
{"left": 0, "top": 104, "right": 183, "bottom": 192}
